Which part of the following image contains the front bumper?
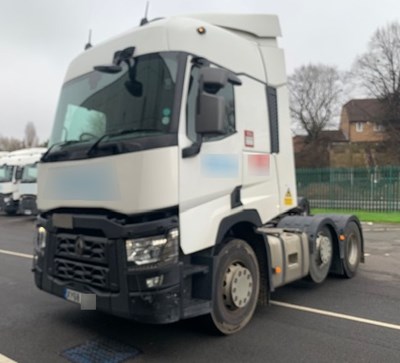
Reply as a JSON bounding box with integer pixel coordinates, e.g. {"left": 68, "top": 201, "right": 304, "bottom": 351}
{"left": 19, "top": 195, "right": 38, "bottom": 215}
{"left": 0, "top": 194, "right": 18, "bottom": 214}
{"left": 33, "top": 212, "right": 183, "bottom": 324}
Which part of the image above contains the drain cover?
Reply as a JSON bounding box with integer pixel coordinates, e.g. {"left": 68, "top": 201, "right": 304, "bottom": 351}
{"left": 61, "top": 338, "right": 141, "bottom": 363}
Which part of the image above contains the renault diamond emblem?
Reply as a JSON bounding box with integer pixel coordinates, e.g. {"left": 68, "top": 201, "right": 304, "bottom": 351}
{"left": 75, "top": 237, "right": 85, "bottom": 256}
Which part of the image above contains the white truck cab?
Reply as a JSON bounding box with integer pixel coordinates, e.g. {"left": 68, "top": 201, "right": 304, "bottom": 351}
{"left": 0, "top": 148, "right": 46, "bottom": 215}
{"left": 18, "top": 156, "right": 46, "bottom": 215}
{"left": 33, "top": 14, "right": 364, "bottom": 334}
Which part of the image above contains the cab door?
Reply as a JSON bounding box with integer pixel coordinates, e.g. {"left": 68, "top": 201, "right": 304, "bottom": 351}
{"left": 178, "top": 60, "right": 242, "bottom": 255}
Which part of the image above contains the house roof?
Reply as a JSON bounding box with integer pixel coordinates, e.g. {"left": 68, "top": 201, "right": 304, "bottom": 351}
{"left": 293, "top": 130, "right": 347, "bottom": 153}
{"left": 342, "top": 99, "right": 389, "bottom": 122}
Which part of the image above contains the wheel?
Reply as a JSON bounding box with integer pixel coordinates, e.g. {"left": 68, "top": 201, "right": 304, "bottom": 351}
{"left": 210, "top": 239, "right": 260, "bottom": 335}
{"left": 342, "top": 222, "right": 362, "bottom": 278}
{"left": 309, "top": 226, "right": 333, "bottom": 283}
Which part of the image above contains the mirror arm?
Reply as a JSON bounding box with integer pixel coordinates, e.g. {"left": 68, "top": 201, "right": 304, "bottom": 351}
{"left": 182, "top": 138, "right": 203, "bottom": 158}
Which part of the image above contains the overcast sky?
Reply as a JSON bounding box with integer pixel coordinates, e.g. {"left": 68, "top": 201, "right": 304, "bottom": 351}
{"left": 1, "top": 0, "right": 400, "bottom": 142}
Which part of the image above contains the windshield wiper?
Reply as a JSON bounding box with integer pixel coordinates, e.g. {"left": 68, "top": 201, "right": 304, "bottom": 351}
{"left": 41, "top": 140, "right": 83, "bottom": 162}
{"left": 86, "top": 128, "right": 160, "bottom": 156}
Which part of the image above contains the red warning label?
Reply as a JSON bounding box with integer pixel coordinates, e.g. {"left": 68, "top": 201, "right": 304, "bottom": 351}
{"left": 244, "top": 130, "right": 254, "bottom": 148}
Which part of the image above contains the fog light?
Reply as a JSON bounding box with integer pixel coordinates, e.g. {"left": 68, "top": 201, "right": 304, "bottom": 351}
{"left": 146, "top": 275, "right": 164, "bottom": 288}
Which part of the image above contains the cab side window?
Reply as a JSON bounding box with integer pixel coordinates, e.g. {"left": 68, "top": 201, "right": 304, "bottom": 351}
{"left": 187, "top": 66, "right": 236, "bottom": 142}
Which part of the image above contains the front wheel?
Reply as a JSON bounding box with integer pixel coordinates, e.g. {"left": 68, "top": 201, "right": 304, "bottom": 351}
{"left": 210, "top": 239, "right": 260, "bottom": 335}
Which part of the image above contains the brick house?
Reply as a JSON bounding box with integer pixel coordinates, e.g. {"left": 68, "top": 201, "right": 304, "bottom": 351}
{"left": 293, "top": 98, "right": 399, "bottom": 168}
{"left": 339, "top": 99, "right": 387, "bottom": 143}
{"left": 293, "top": 130, "right": 347, "bottom": 168}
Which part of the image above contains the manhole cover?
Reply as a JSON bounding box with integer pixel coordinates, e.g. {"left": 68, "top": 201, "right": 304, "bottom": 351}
{"left": 61, "top": 338, "right": 141, "bottom": 363}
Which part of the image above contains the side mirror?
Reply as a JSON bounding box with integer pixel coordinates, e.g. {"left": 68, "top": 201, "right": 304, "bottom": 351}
{"left": 125, "top": 80, "right": 143, "bottom": 97}
{"left": 195, "top": 93, "right": 226, "bottom": 135}
{"left": 198, "top": 67, "right": 242, "bottom": 94}
{"left": 15, "top": 167, "right": 23, "bottom": 181}
{"left": 195, "top": 67, "right": 241, "bottom": 136}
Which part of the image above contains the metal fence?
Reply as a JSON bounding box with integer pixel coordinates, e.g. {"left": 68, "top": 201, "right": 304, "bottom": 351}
{"left": 296, "top": 166, "right": 400, "bottom": 211}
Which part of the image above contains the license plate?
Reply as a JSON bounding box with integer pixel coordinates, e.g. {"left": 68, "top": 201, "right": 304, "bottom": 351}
{"left": 64, "top": 289, "right": 96, "bottom": 310}
{"left": 64, "top": 288, "right": 81, "bottom": 304}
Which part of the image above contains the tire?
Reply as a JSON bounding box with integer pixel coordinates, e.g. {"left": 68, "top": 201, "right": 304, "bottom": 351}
{"left": 309, "top": 226, "right": 333, "bottom": 283}
{"left": 209, "top": 239, "right": 260, "bottom": 335}
{"left": 342, "top": 222, "right": 362, "bottom": 278}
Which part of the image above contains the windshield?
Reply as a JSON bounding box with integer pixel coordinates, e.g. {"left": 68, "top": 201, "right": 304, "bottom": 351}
{"left": 48, "top": 51, "right": 182, "bottom": 157}
{"left": 21, "top": 164, "right": 38, "bottom": 183}
{"left": 0, "top": 165, "right": 14, "bottom": 183}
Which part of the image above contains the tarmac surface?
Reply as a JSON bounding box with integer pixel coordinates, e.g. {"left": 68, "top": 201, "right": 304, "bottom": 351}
{"left": 0, "top": 216, "right": 399, "bottom": 363}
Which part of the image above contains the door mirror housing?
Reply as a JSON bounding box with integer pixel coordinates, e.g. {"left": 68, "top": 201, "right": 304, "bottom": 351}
{"left": 198, "top": 67, "right": 242, "bottom": 94}
{"left": 195, "top": 67, "right": 241, "bottom": 136}
{"left": 195, "top": 92, "right": 226, "bottom": 135}
{"left": 15, "top": 166, "right": 23, "bottom": 181}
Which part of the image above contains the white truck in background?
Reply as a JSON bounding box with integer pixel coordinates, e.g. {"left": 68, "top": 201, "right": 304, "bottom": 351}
{"left": 33, "top": 14, "right": 364, "bottom": 334}
{"left": 18, "top": 159, "right": 45, "bottom": 215}
{"left": 0, "top": 148, "right": 46, "bottom": 215}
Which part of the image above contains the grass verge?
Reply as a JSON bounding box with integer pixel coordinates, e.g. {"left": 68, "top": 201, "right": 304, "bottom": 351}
{"left": 312, "top": 209, "right": 400, "bottom": 224}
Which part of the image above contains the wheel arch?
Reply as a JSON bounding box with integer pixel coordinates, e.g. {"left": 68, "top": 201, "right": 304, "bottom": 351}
{"left": 277, "top": 214, "right": 364, "bottom": 276}
{"left": 214, "top": 210, "right": 272, "bottom": 302}
{"left": 277, "top": 215, "right": 339, "bottom": 252}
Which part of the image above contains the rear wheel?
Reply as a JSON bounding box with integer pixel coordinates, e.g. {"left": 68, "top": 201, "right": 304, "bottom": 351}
{"left": 210, "top": 239, "right": 260, "bottom": 335}
{"left": 309, "top": 226, "right": 333, "bottom": 283}
{"left": 342, "top": 222, "right": 362, "bottom": 278}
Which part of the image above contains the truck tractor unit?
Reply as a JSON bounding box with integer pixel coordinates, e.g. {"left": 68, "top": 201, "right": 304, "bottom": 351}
{"left": 0, "top": 148, "right": 46, "bottom": 215}
{"left": 33, "top": 14, "right": 364, "bottom": 334}
{"left": 18, "top": 159, "right": 45, "bottom": 216}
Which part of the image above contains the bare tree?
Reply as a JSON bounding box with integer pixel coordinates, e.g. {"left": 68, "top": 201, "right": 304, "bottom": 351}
{"left": 0, "top": 136, "right": 24, "bottom": 151}
{"left": 288, "top": 64, "right": 343, "bottom": 141}
{"left": 353, "top": 21, "right": 400, "bottom": 147}
{"left": 24, "top": 122, "right": 39, "bottom": 148}
{"left": 354, "top": 22, "right": 400, "bottom": 101}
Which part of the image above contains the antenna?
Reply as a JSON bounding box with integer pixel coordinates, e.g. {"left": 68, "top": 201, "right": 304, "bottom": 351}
{"left": 84, "top": 29, "right": 92, "bottom": 50}
{"left": 140, "top": 1, "right": 150, "bottom": 26}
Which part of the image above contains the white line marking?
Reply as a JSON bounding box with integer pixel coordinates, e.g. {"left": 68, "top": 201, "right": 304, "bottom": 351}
{"left": 0, "top": 249, "right": 33, "bottom": 259}
{"left": 0, "top": 353, "right": 17, "bottom": 363}
{"left": 271, "top": 300, "right": 400, "bottom": 331}
{"left": 2, "top": 248, "right": 399, "bottom": 332}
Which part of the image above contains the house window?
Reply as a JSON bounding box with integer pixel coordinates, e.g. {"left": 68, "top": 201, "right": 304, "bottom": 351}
{"left": 373, "top": 123, "right": 384, "bottom": 132}
{"left": 355, "top": 122, "right": 364, "bottom": 132}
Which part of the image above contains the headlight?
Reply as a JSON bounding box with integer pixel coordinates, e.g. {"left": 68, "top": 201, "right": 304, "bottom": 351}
{"left": 126, "top": 228, "right": 179, "bottom": 265}
{"left": 3, "top": 196, "right": 11, "bottom": 203}
{"left": 35, "top": 226, "right": 47, "bottom": 252}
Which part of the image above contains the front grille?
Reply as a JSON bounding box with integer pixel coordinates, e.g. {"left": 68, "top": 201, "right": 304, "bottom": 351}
{"left": 51, "top": 233, "right": 119, "bottom": 292}
{"left": 20, "top": 196, "right": 37, "bottom": 214}
{"left": 54, "top": 258, "right": 116, "bottom": 291}
{"left": 56, "top": 233, "right": 108, "bottom": 264}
